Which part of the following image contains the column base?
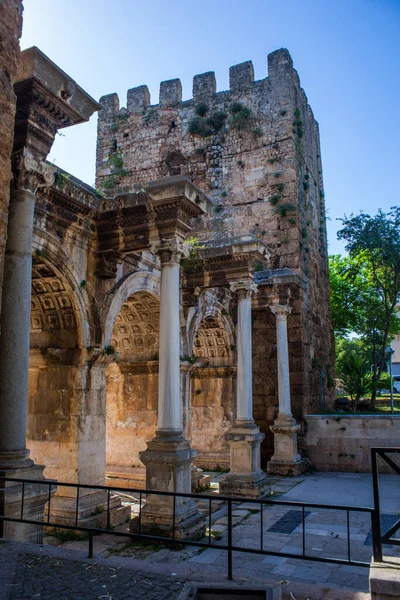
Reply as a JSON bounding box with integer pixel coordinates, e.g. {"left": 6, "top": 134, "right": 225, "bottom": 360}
{"left": 267, "top": 415, "right": 306, "bottom": 476}
{"left": 49, "top": 489, "right": 131, "bottom": 529}
{"left": 0, "top": 459, "right": 49, "bottom": 543}
{"left": 130, "top": 432, "right": 205, "bottom": 540}
{"left": 219, "top": 423, "right": 270, "bottom": 498}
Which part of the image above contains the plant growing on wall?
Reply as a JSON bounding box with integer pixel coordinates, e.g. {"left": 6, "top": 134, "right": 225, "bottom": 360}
{"left": 188, "top": 107, "right": 227, "bottom": 138}
{"left": 229, "top": 102, "right": 262, "bottom": 137}
{"left": 276, "top": 204, "right": 296, "bottom": 217}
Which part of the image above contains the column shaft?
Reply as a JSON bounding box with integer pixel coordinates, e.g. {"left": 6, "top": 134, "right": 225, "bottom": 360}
{"left": 236, "top": 293, "right": 254, "bottom": 423}
{"left": 275, "top": 312, "right": 292, "bottom": 417}
{"left": 0, "top": 189, "right": 35, "bottom": 458}
{"left": 157, "top": 260, "right": 181, "bottom": 432}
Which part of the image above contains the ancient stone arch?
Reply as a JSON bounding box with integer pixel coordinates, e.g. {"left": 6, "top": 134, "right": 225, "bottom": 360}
{"left": 32, "top": 229, "right": 99, "bottom": 347}
{"left": 186, "top": 292, "right": 236, "bottom": 470}
{"left": 105, "top": 283, "right": 161, "bottom": 485}
{"left": 102, "top": 271, "right": 160, "bottom": 348}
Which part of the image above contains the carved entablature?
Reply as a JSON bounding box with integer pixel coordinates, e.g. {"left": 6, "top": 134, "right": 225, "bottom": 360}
{"left": 94, "top": 252, "right": 121, "bottom": 280}
{"left": 193, "top": 316, "right": 231, "bottom": 364}
{"left": 95, "top": 197, "right": 150, "bottom": 254}
{"left": 252, "top": 269, "right": 305, "bottom": 309}
{"left": 184, "top": 234, "right": 271, "bottom": 291}
{"left": 146, "top": 176, "right": 209, "bottom": 241}
{"left": 34, "top": 177, "right": 97, "bottom": 239}
{"left": 116, "top": 361, "right": 159, "bottom": 375}
{"left": 14, "top": 47, "right": 100, "bottom": 159}
{"left": 192, "top": 366, "right": 237, "bottom": 379}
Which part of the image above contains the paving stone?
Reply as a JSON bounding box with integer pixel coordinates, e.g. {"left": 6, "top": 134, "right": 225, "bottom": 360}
{"left": 262, "top": 554, "right": 287, "bottom": 565}
{"left": 189, "top": 548, "right": 224, "bottom": 564}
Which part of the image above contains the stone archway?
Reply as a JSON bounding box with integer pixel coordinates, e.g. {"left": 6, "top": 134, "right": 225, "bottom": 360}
{"left": 28, "top": 255, "right": 84, "bottom": 482}
{"left": 105, "top": 290, "right": 160, "bottom": 487}
{"left": 189, "top": 301, "right": 236, "bottom": 471}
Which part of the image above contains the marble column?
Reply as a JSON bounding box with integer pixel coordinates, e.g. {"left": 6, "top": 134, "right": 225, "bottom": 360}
{"left": 219, "top": 281, "right": 269, "bottom": 498}
{"left": 134, "top": 240, "right": 205, "bottom": 539}
{"left": 267, "top": 302, "right": 305, "bottom": 476}
{"left": 0, "top": 149, "right": 56, "bottom": 542}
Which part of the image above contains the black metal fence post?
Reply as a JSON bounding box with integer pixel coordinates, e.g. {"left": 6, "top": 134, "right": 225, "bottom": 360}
{"left": 227, "top": 498, "right": 233, "bottom": 580}
{"left": 88, "top": 530, "right": 94, "bottom": 558}
{"left": 371, "top": 448, "right": 383, "bottom": 562}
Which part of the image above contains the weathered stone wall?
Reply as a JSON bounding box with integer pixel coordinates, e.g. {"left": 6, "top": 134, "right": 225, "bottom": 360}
{"left": 27, "top": 357, "right": 107, "bottom": 486}
{"left": 106, "top": 364, "right": 158, "bottom": 468}
{"left": 96, "top": 48, "right": 335, "bottom": 459}
{"left": 191, "top": 370, "right": 233, "bottom": 469}
{"left": 0, "top": 0, "right": 23, "bottom": 316}
{"left": 305, "top": 415, "right": 400, "bottom": 473}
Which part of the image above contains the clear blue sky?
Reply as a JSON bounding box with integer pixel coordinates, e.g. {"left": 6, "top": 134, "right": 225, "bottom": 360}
{"left": 21, "top": 0, "right": 400, "bottom": 254}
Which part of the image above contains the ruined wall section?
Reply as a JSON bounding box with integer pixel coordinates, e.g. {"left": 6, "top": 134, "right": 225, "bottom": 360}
{"left": 0, "top": 0, "right": 23, "bottom": 316}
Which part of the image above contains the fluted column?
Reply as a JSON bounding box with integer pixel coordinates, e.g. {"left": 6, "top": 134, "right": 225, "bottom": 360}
{"left": 0, "top": 150, "right": 56, "bottom": 468}
{"left": 219, "top": 280, "right": 269, "bottom": 498}
{"left": 267, "top": 301, "right": 305, "bottom": 476}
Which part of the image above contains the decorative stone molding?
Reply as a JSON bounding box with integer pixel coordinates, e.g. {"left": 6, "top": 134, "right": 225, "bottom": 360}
{"left": 230, "top": 280, "right": 257, "bottom": 300}
{"left": 14, "top": 148, "right": 57, "bottom": 194}
{"left": 86, "top": 347, "right": 119, "bottom": 366}
{"left": 94, "top": 252, "right": 120, "bottom": 280}
{"left": 151, "top": 238, "right": 190, "bottom": 265}
{"left": 192, "top": 366, "right": 237, "bottom": 379}
{"left": 270, "top": 303, "right": 291, "bottom": 320}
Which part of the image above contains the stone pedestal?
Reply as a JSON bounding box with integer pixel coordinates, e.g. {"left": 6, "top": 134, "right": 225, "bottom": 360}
{"left": 370, "top": 557, "right": 400, "bottom": 600}
{"left": 49, "top": 489, "right": 130, "bottom": 529}
{"left": 0, "top": 461, "right": 49, "bottom": 543}
{"left": 219, "top": 425, "right": 269, "bottom": 498}
{"left": 267, "top": 415, "right": 305, "bottom": 476}
{"left": 131, "top": 433, "right": 205, "bottom": 539}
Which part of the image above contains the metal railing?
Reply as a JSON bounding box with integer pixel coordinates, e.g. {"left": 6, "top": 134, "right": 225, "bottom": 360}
{"left": 0, "top": 475, "right": 376, "bottom": 579}
{"left": 371, "top": 447, "right": 400, "bottom": 561}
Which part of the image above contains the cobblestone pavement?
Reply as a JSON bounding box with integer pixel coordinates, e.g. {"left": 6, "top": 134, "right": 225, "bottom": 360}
{"left": 0, "top": 539, "right": 370, "bottom": 600}
{"left": 0, "top": 540, "right": 184, "bottom": 600}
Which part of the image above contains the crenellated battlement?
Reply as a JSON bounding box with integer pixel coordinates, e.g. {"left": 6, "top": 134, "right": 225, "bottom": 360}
{"left": 99, "top": 48, "right": 299, "bottom": 117}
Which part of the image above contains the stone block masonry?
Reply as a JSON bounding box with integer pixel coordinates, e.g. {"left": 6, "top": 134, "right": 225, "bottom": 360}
{"left": 95, "top": 48, "right": 335, "bottom": 460}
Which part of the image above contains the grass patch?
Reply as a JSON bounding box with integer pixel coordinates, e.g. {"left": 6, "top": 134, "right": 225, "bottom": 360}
{"left": 45, "top": 528, "right": 88, "bottom": 543}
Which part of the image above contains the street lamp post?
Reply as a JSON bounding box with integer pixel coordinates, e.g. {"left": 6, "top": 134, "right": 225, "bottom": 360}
{"left": 385, "top": 346, "right": 395, "bottom": 415}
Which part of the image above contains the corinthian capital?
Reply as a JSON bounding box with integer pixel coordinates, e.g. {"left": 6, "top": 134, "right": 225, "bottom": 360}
{"left": 270, "top": 304, "right": 291, "bottom": 320}
{"left": 14, "top": 148, "right": 57, "bottom": 194}
{"left": 230, "top": 280, "right": 258, "bottom": 300}
{"left": 151, "top": 237, "right": 190, "bottom": 265}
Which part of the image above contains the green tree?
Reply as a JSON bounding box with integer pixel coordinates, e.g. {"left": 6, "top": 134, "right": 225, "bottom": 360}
{"left": 335, "top": 339, "right": 371, "bottom": 410}
{"left": 335, "top": 208, "right": 400, "bottom": 407}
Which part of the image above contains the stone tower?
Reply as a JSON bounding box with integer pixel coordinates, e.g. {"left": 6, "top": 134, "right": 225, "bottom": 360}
{"left": 95, "top": 49, "right": 334, "bottom": 463}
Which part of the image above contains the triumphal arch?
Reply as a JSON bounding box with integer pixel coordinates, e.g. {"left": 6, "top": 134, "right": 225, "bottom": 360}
{"left": 0, "top": 36, "right": 334, "bottom": 540}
